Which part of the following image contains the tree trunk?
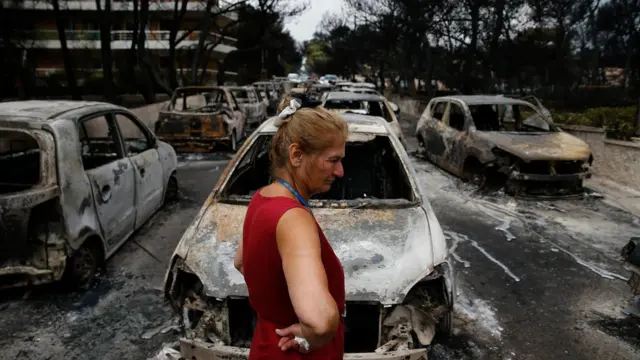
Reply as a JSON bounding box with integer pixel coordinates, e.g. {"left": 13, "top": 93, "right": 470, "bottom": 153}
{"left": 137, "top": 0, "right": 156, "bottom": 103}
{"left": 485, "top": 0, "right": 505, "bottom": 92}
{"left": 190, "top": 0, "right": 215, "bottom": 84}
{"left": 127, "top": 0, "right": 139, "bottom": 91}
{"left": 462, "top": 1, "right": 479, "bottom": 94}
{"left": 169, "top": 0, "right": 189, "bottom": 89}
{"left": 52, "top": 0, "right": 80, "bottom": 100}
{"left": 97, "top": 0, "right": 115, "bottom": 102}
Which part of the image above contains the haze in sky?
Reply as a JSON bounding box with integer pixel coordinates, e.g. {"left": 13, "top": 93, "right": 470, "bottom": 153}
{"left": 285, "top": 0, "right": 344, "bottom": 42}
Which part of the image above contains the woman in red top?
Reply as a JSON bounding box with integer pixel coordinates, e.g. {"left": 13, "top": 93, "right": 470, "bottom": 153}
{"left": 234, "top": 96, "right": 348, "bottom": 359}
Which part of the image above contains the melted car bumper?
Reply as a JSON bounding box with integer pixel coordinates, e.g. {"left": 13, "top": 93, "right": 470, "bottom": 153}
{"left": 179, "top": 338, "right": 427, "bottom": 360}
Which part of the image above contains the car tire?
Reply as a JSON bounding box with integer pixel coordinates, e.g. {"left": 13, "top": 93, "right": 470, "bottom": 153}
{"left": 417, "top": 135, "right": 426, "bottom": 155}
{"left": 64, "top": 240, "right": 103, "bottom": 289}
{"left": 165, "top": 174, "right": 178, "bottom": 204}
{"left": 229, "top": 131, "right": 237, "bottom": 152}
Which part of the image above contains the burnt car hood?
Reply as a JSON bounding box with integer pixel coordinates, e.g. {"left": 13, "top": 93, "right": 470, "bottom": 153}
{"left": 474, "top": 131, "right": 592, "bottom": 161}
{"left": 171, "top": 202, "right": 444, "bottom": 305}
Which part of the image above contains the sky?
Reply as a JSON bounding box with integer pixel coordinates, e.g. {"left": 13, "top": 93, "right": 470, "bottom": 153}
{"left": 285, "top": 0, "right": 345, "bottom": 43}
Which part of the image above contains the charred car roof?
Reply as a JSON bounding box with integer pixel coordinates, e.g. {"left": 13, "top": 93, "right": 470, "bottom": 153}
{"left": 325, "top": 91, "right": 386, "bottom": 102}
{"left": 257, "top": 113, "right": 391, "bottom": 135}
{"left": 435, "top": 95, "right": 537, "bottom": 107}
{"left": 0, "top": 100, "right": 126, "bottom": 123}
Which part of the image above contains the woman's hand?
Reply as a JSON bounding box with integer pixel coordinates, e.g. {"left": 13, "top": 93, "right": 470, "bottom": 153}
{"left": 276, "top": 324, "right": 310, "bottom": 353}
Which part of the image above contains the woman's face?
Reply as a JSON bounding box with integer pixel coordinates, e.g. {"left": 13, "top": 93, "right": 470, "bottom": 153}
{"left": 297, "top": 140, "right": 346, "bottom": 195}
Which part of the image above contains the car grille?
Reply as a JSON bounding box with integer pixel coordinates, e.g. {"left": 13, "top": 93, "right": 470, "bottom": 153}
{"left": 519, "top": 160, "right": 585, "bottom": 175}
{"left": 226, "top": 299, "right": 381, "bottom": 352}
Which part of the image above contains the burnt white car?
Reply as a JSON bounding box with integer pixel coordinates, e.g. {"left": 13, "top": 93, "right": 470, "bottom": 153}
{"left": 320, "top": 91, "right": 407, "bottom": 149}
{"left": 0, "top": 101, "right": 178, "bottom": 289}
{"left": 164, "top": 113, "right": 455, "bottom": 359}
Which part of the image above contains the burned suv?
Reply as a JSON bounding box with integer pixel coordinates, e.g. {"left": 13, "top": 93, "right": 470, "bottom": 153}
{"left": 164, "top": 113, "right": 455, "bottom": 359}
{"left": 416, "top": 95, "right": 593, "bottom": 197}
{"left": 0, "top": 101, "right": 178, "bottom": 289}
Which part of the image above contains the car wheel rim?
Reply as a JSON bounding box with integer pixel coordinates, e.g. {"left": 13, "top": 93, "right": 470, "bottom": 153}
{"left": 73, "top": 247, "right": 97, "bottom": 285}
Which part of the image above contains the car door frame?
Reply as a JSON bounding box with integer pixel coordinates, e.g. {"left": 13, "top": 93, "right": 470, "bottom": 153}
{"left": 226, "top": 91, "right": 245, "bottom": 136}
{"left": 419, "top": 99, "right": 450, "bottom": 167}
{"left": 78, "top": 111, "right": 137, "bottom": 252}
{"left": 111, "top": 110, "right": 165, "bottom": 228}
{"left": 439, "top": 99, "right": 472, "bottom": 175}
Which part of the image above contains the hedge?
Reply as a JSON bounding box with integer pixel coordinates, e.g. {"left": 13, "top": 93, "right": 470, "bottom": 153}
{"left": 553, "top": 106, "right": 638, "bottom": 140}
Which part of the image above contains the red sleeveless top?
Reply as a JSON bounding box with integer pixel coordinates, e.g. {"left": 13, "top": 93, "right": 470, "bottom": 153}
{"left": 242, "top": 191, "right": 345, "bottom": 359}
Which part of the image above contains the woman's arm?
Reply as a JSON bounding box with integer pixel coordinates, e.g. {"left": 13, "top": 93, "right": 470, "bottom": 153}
{"left": 275, "top": 208, "right": 341, "bottom": 349}
{"left": 233, "top": 240, "right": 244, "bottom": 275}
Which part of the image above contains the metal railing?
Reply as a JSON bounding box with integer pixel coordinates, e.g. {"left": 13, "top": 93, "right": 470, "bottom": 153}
{"left": 23, "top": 30, "right": 237, "bottom": 46}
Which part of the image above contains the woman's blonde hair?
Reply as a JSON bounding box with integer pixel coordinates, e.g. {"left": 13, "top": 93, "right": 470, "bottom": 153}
{"left": 270, "top": 94, "right": 348, "bottom": 175}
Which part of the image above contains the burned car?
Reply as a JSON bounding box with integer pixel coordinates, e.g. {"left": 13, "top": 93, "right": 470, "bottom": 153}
{"left": 252, "top": 81, "right": 280, "bottom": 116}
{"left": 164, "top": 113, "right": 455, "bottom": 359}
{"left": 415, "top": 95, "right": 593, "bottom": 197}
{"left": 224, "top": 86, "right": 267, "bottom": 133}
{"left": 0, "top": 100, "right": 178, "bottom": 289}
{"left": 155, "top": 86, "right": 246, "bottom": 152}
{"left": 321, "top": 91, "right": 407, "bottom": 149}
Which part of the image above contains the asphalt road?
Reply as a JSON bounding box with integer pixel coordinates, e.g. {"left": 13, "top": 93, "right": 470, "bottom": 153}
{"left": 1, "top": 115, "right": 639, "bottom": 360}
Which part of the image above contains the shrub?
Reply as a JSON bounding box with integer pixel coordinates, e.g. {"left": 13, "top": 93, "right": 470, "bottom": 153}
{"left": 553, "top": 106, "right": 637, "bottom": 140}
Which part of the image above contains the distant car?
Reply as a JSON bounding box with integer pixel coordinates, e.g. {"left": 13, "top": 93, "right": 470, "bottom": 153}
{"left": 252, "top": 81, "right": 281, "bottom": 115}
{"left": 324, "top": 74, "right": 338, "bottom": 84}
{"left": 155, "top": 86, "right": 246, "bottom": 152}
{"left": 225, "top": 86, "right": 268, "bottom": 133}
{"left": 320, "top": 91, "right": 407, "bottom": 148}
{"left": 345, "top": 86, "right": 381, "bottom": 96}
{"left": 415, "top": 95, "right": 594, "bottom": 197}
{"left": 164, "top": 112, "right": 454, "bottom": 360}
{"left": 0, "top": 100, "right": 178, "bottom": 289}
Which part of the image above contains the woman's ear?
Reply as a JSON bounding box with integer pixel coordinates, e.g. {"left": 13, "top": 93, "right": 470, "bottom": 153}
{"left": 288, "top": 143, "right": 303, "bottom": 168}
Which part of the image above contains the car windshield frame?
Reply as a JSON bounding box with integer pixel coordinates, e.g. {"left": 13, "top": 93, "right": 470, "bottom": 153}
{"left": 215, "top": 132, "right": 422, "bottom": 209}
{"left": 465, "top": 100, "right": 559, "bottom": 133}
{"left": 168, "top": 88, "right": 226, "bottom": 112}
{"left": 324, "top": 98, "right": 395, "bottom": 123}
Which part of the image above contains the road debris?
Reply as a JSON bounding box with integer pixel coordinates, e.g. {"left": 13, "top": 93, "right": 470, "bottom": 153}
{"left": 147, "top": 342, "right": 181, "bottom": 360}
{"left": 141, "top": 318, "right": 180, "bottom": 340}
{"left": 495, "top": 220, "right": 516, "bottom": 242}
{"left": 445, "top": 230, "right": 520, "bottom": 282}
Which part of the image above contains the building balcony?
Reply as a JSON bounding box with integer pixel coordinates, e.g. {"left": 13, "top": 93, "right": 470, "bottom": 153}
{"left": 35, "top": 67, "right": 239, "bottom": 77}
{"left": 18, "top": 30, "right": 237, "bottom": 53}
{"left": 2, "top": 0, "right": 238, "bottom": 20}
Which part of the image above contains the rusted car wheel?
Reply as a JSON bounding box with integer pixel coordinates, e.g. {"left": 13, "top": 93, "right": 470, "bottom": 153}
{"left": 164, "top": 174, "right": 178, "bottom": 204}
{"left": 417, "top": 135, "right": 426, "bottom": 156}
{"left": 64, "top": 240, "right": 104, "bottom": 289}
{"left": 228, "top": 131, "right": 238, "bottom": 152}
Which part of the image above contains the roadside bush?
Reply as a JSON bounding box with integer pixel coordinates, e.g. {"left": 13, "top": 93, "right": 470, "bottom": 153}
{"left": 553, "top": 106, "right": 637, "bottom": 140}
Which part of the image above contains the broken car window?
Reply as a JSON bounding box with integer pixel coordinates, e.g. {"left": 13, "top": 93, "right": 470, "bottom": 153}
{"left": 171, "top": 89, "right": 224, "bottom": 112}
{"left": 470, "top": 103, "right": 552, "bottom": 132}
{"left": 0, "top": 130, "right": 41, "bottom": 194}
{"left": 432, "top": 102, "right": 446, "bottom": 120}
{"left": 221, "top": 134, "right": 416, "bottom": 207}
{"left": 114, "top": 113, "right": 151, "bottom": 156}
{"left": 469, "top": 105, "right": 500, "bottom": 131}
{"left": 78, "top": 115, "right": 122, "bottom": 171}
{"left": 448, "top": 103, "right": 465, "bottom": 131}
